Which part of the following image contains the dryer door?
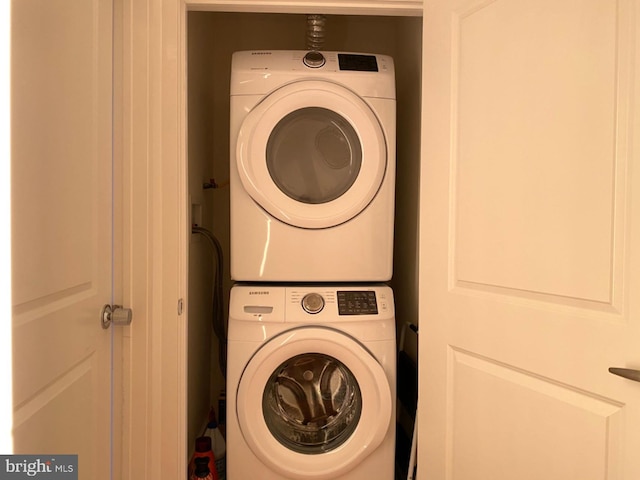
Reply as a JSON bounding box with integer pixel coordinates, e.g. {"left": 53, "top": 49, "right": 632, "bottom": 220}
{"left": 236, "top": 326, "right": 393, "bottom": 479}
{"left": 236, "top": 80, "right": 387, "bottom": 229}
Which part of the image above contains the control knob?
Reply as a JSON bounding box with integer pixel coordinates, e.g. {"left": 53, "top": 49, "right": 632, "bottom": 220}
{"left": 303, "top": 51, "right": 326, "bottom": 68}
{"left": 301, "top": 293, "right": 325, "bottom": 314}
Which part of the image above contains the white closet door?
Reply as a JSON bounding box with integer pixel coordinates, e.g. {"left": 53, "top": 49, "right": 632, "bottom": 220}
{"left": 12, "top": 0, "right": 114, "bottom": 477}
{"left": 419, "top": 0, "right": 640, "bottom": 478}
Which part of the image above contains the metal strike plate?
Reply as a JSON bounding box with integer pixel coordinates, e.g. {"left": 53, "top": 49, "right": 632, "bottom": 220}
{"left": 101, "top": 304, "right": 133, "bottom": 329}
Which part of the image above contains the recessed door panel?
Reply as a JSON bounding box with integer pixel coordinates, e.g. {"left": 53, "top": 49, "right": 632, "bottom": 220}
{"left": 452, "top": 0, "right": 619, "bottom": 304}
{"left": 449, "top": 349, "right": 622, "bottom": 480}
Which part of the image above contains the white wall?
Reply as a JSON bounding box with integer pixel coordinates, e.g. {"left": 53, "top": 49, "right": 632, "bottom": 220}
{"left": 187, "top": 11, "right": 422, "bottom": 448}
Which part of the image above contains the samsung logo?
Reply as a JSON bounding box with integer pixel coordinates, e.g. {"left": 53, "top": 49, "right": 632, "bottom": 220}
{"left": 249, "top": 291, "right": 270, "bottom": 295}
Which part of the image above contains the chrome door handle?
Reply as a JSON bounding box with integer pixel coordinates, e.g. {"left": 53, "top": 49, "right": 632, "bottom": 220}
{"left": 609, "top": 367, "right": 640, "bottom": 382}
{"left": 101, "top": 304, "right": 133, "bottom": 329}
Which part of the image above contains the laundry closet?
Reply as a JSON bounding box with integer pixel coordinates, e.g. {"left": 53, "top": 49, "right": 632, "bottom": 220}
{"left": 11, "top": 0, "right": 640, "bottom": 478}
{"left": 186, "top": 8, "right": 422, "bottom": 472}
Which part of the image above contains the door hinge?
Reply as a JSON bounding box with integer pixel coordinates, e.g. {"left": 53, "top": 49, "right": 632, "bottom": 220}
{"left": 101, "top": 304, "right": 133, "bottom": 329}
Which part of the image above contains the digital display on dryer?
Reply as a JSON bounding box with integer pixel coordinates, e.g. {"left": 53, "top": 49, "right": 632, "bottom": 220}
{"left": 337, "top": 291, "right": 378, "bottom": 315}
{"left": 338, "top": 54, "right": 378, "bottom": 72}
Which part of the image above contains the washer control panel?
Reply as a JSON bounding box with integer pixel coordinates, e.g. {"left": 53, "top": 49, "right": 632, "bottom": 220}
{"left": 229, "top": 285, "right": 395, "bottom": 344}
{"left": 289, "top": 285, "right": 392, "bottom": 319}
{"left": 229, "top": 285, "right": 394, "bottom": 322}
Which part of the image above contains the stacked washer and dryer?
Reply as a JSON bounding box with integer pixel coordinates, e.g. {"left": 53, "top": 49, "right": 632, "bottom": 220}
{"left": 227, "top": 50, "right": 397, "bottom": 480}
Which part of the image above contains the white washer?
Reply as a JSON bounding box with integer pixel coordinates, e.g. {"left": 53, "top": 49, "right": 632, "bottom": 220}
{"left": 230, "top": 50, "right": 396, "bottom": 281}
{"left": 227, "top": 284, "right": 396, "bottom": 480}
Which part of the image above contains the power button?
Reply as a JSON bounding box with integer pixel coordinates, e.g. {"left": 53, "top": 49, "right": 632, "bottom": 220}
{"left": 301, "top": 293, "right": 325, "bottom": 314}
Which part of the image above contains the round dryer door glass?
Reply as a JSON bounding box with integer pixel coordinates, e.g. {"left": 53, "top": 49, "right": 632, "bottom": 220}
{"left": 236, "top": 80, "right": 388, "bottom": 229}
{"left": 262, "top": 353, "right": 362, "bottom": 454}
{"left": 266, "top": 107, "right": 363, "bottom": 204}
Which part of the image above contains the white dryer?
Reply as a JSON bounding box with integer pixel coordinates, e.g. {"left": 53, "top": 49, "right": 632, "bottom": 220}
{"left": 230, "top": 50, "right": 396, "bottom": 281}
{"left": 227, "top": 284, "right": 396, "bottom": 480}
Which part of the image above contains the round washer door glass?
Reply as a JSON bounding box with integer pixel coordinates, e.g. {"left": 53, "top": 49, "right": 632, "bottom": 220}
{"left": 263, "top": 353, "right": 361, "bottom": 454}
{"left": 236, "top": 327, "right": 392, "bottom": 479}
{"left": 236, "top": 80, "right": 387, "bottom": 229}
{"left": 266, "top": 107, "right": 362, "bottom": 205}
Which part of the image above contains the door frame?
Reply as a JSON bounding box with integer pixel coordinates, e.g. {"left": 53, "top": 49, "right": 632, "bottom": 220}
{"left": 116, "top": 0, "right": 187, "bottom": 477}
{"left": 1, "top": 0, "right": 11, "bottom": 452}
{"left": 133, "top": 1, "right": 422, "bottom": 479}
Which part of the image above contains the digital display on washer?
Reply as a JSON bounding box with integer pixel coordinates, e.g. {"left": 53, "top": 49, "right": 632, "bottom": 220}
{"left": 338, "top": 54, "right": 378, "bottom": 72}
{"left": 337, "top": 291, "right": 378, "bottom": 315}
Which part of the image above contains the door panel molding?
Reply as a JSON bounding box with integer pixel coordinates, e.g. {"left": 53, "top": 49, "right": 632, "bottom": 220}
{"left": 447, "top": 347, "right": 623, "bottom": 480}
{"left": 448, "top": 0, "right": 636, "bottom": 313}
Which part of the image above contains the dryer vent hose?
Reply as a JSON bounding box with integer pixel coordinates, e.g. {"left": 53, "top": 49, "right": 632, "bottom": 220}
{"left": 306, "top": 14, "right": 326, "bottom": 51}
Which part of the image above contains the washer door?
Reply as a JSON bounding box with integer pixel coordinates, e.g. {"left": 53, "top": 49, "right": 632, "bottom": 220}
{"left": 236, "top": 327, "right": 392, "bottom": 479}
{"left": 236, "top": 80, "right": 387, "bottom": 229}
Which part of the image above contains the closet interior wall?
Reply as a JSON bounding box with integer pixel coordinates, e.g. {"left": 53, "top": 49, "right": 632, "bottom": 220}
{"left": 187, "top": 11, "right": 422, "bottom": 447}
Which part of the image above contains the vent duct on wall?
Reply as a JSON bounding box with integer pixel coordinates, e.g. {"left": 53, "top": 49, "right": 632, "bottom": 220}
{"left": 306, "top": 14, "right": 326, "bottom": 51}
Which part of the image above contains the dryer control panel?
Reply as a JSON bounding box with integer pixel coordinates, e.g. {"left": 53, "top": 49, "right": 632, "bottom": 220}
{"left": 230, "top": 50, "right": 395, "bottom": 99}
{"left": 337, "top": 53, "right": 379, "bottom": 72}
{"left": 303, "top": 51, "right": 379, "bottom": 71}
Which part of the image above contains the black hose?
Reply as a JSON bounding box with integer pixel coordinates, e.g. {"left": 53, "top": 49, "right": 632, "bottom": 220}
{"left": 192, "top": 226, "right": 226, "bottom": 378}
